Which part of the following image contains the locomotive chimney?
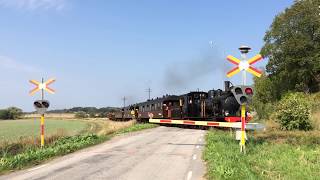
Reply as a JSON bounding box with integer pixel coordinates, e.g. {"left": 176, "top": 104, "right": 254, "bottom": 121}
{"left": 224, "top": 81, "right": 231, "bottom": 91}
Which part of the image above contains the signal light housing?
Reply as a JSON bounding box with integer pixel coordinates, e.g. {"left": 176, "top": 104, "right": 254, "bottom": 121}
{"left": 33, "top": 100, "right": 50, "bottom": 114}
{"left": 231, "top": 85, "right": 254, "bottom": 105}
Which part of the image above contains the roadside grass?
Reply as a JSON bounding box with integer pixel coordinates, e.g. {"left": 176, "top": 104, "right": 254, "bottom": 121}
{"left": 204, "top": 129, "right": 320, "bottom": 180}
{"left": 0, "top": 121, "right": 157, "bottom": 174}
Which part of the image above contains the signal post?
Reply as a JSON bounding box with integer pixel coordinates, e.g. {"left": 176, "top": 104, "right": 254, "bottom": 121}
{"left": 29, "top": 78, "right": 56, "bottom": 147}
{"left": 226, "top": 45, "right": 263, "bottom": 153}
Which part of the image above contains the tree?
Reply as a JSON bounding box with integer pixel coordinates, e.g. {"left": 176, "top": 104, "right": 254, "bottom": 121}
{"left": 261, "top": 0, "right": 320, "bottom": 95}
{"left": 0, "top": 107, "right": 23, "bottom": 120}
{"left": 7, "top": 107, "right": 23, "bottom": 119}
{"left": 253, "top": 72, "right": 276, "bottom": 119}
{"left": 0, "top": 109, "right": 10, "bottom": 119}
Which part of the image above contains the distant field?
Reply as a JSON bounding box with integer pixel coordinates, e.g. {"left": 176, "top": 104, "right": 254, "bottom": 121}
{"left": 0, "top": 119, "right": 88, "bottom": 142}
{"left": 24, "top": 113, "right": 75, "bottom": 119}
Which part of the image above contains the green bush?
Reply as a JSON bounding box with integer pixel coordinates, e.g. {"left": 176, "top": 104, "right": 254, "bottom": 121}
{"left": 75, "top": 111, "right": 88, "bottom": 119}
{"left": 89, "top": 112, "right": 96, "bottom": 118}
{"left": 0, "top": 107, "right": 23, "bottom": 120}
{"left": 276, "top": 93, "right": 312, "bottom": 131}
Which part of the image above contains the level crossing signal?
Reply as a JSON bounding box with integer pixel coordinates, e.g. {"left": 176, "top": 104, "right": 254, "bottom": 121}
{"left": 231, "top": 86, "right": 254, "bottom": 105}
{"left": 29, "top": 78, "right": 55, "bottom": 147}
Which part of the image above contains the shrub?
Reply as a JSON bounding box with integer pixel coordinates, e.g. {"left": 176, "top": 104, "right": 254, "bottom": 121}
{"left": 89, "top": 112, "right": 96, "bottom": 118}
{"left": 75, "top": 111, "right": 88, "bottom": 119}
{"left": 276, "top": 93, "right": 312, "bottom": 131}
{"left": 253, "top": 100, "right": 273, "bottom": 120}
{"left": 0, "top": 107, "right": 23, "bottom": 120}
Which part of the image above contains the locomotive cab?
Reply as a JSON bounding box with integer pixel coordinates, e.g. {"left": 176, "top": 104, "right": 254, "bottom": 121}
{"left": 182, "top": 92, "right": 208, "bottom": 119}
{"left": 162, "top": 97, "right": 180, "bottom": 119}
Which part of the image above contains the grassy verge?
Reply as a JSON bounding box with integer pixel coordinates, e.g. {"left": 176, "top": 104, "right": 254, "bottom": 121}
{"left": 203, "top": 130, "right": 320, "bottom": 180}
{"left": 0, "top": 122, "right": 157, "bottom": 174}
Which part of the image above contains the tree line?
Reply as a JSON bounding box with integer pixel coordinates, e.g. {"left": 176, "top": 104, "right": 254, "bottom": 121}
{"left": 48, "top": 107, "right": 120, "bottom": 118}
{"left": 254, "top": 0, "right": 320, "bottom": 130}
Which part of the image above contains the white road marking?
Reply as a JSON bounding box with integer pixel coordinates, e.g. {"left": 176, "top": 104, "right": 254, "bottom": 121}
{"left": 192, "top": 154, "right": 197, "bottom": 160}
{"left": 187, "top": 171, "right": 193, "bottom": 180}
{"left": 199, "top": 139, "right": 202, "bottom": 142}
{"left": 196, "top": 145, "right": 200, "bottom": 149}
{"left": 28, "top": 164, "right": 47, "bottom": 172}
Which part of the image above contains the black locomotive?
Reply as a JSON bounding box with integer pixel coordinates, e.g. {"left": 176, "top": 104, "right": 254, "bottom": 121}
{"left": 113, "top": 81, "right": 252, "bottom": 122}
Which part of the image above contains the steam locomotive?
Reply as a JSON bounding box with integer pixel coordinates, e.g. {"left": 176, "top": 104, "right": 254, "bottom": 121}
{"left": 113, "top": 81, "right": 253, "bottom": 122}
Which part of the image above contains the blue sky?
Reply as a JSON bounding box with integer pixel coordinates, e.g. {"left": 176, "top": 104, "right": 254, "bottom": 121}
{"left": 0, "top": 0, "right": 293, "bottom": 111}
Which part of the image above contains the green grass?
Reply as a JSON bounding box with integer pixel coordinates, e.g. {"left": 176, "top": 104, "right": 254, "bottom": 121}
{"left": 203, "top": 130, "right": 320, "bottom": 180}
{"left": 0, "top": 119, "right": 88, "bottom": 142}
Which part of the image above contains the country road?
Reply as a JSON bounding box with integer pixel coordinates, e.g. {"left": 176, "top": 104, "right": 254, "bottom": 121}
{"left": 1, "top": 126, "right": 206, "bottom": 180}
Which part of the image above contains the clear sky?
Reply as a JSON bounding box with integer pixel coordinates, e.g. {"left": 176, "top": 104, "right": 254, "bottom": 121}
{"left": 0, "top": 0, "right": 293, "bottom": 111}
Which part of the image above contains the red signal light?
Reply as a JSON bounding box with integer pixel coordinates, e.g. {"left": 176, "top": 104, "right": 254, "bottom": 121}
{"left": 245, "top": 88, "right": 253, "bottom": 95}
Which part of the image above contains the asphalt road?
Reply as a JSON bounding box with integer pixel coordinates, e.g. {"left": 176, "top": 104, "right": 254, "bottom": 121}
{"left": 1, "top": 126, "right": 206, "bottom": 180}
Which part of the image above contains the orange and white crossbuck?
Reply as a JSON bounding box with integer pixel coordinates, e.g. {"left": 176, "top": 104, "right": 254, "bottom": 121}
{"left": 226, "top": 54, "right": 263, "bottom": 77}
{"left": 29, "top": 78, "right": 56, "bottom": 95}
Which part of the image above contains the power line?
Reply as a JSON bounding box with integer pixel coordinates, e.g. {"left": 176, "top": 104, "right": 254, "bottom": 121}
{"left": 146, "top": 88, "right": 152, "bottom": 100}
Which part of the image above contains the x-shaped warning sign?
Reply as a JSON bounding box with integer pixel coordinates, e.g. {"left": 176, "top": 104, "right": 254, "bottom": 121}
{"left": 226, "top": 54, "right": 263, "bottom": 78}
{"left": 29, "top": 78, "right": 56, "bottom": 95}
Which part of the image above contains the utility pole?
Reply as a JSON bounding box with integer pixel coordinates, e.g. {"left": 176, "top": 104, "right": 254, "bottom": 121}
{"left": 122, "top": 96, "right": 126, "bottom": 108}
{"left": 146, "top": 88, "right": 152, "bottom": 100}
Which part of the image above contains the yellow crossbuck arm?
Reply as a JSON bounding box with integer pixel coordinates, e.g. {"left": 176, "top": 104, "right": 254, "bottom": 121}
{"left": 45, "top": 86, "right": 55, "bottom": 94}
{"left": 45, "top": 78, "right": 56, "bottom": 86}
{"left": 29, "top": 80, "right": 40, "bottom": 86}
{"left": 247, "top": 54, "right": 262, "bottom": 65}
{"left": 246, "top": 66, "right": 262, "bottom": 77}
{"left": 227, "top": 67, "right": 241, "bottom": 77}
{"left": 227, "top": 55, "right": 241, "bottom": 65}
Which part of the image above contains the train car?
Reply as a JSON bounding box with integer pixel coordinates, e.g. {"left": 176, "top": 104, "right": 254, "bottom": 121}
{"left": 113, "top": 81, "right": 251, "bottom": 123}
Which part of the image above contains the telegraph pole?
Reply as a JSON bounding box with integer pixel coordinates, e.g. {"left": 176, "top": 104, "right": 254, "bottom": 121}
{"left": 146, "top": 88, "right": 152, "bottom": 100}
{"left": 122, "top": 96, "right": 126, "bottom": 108}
